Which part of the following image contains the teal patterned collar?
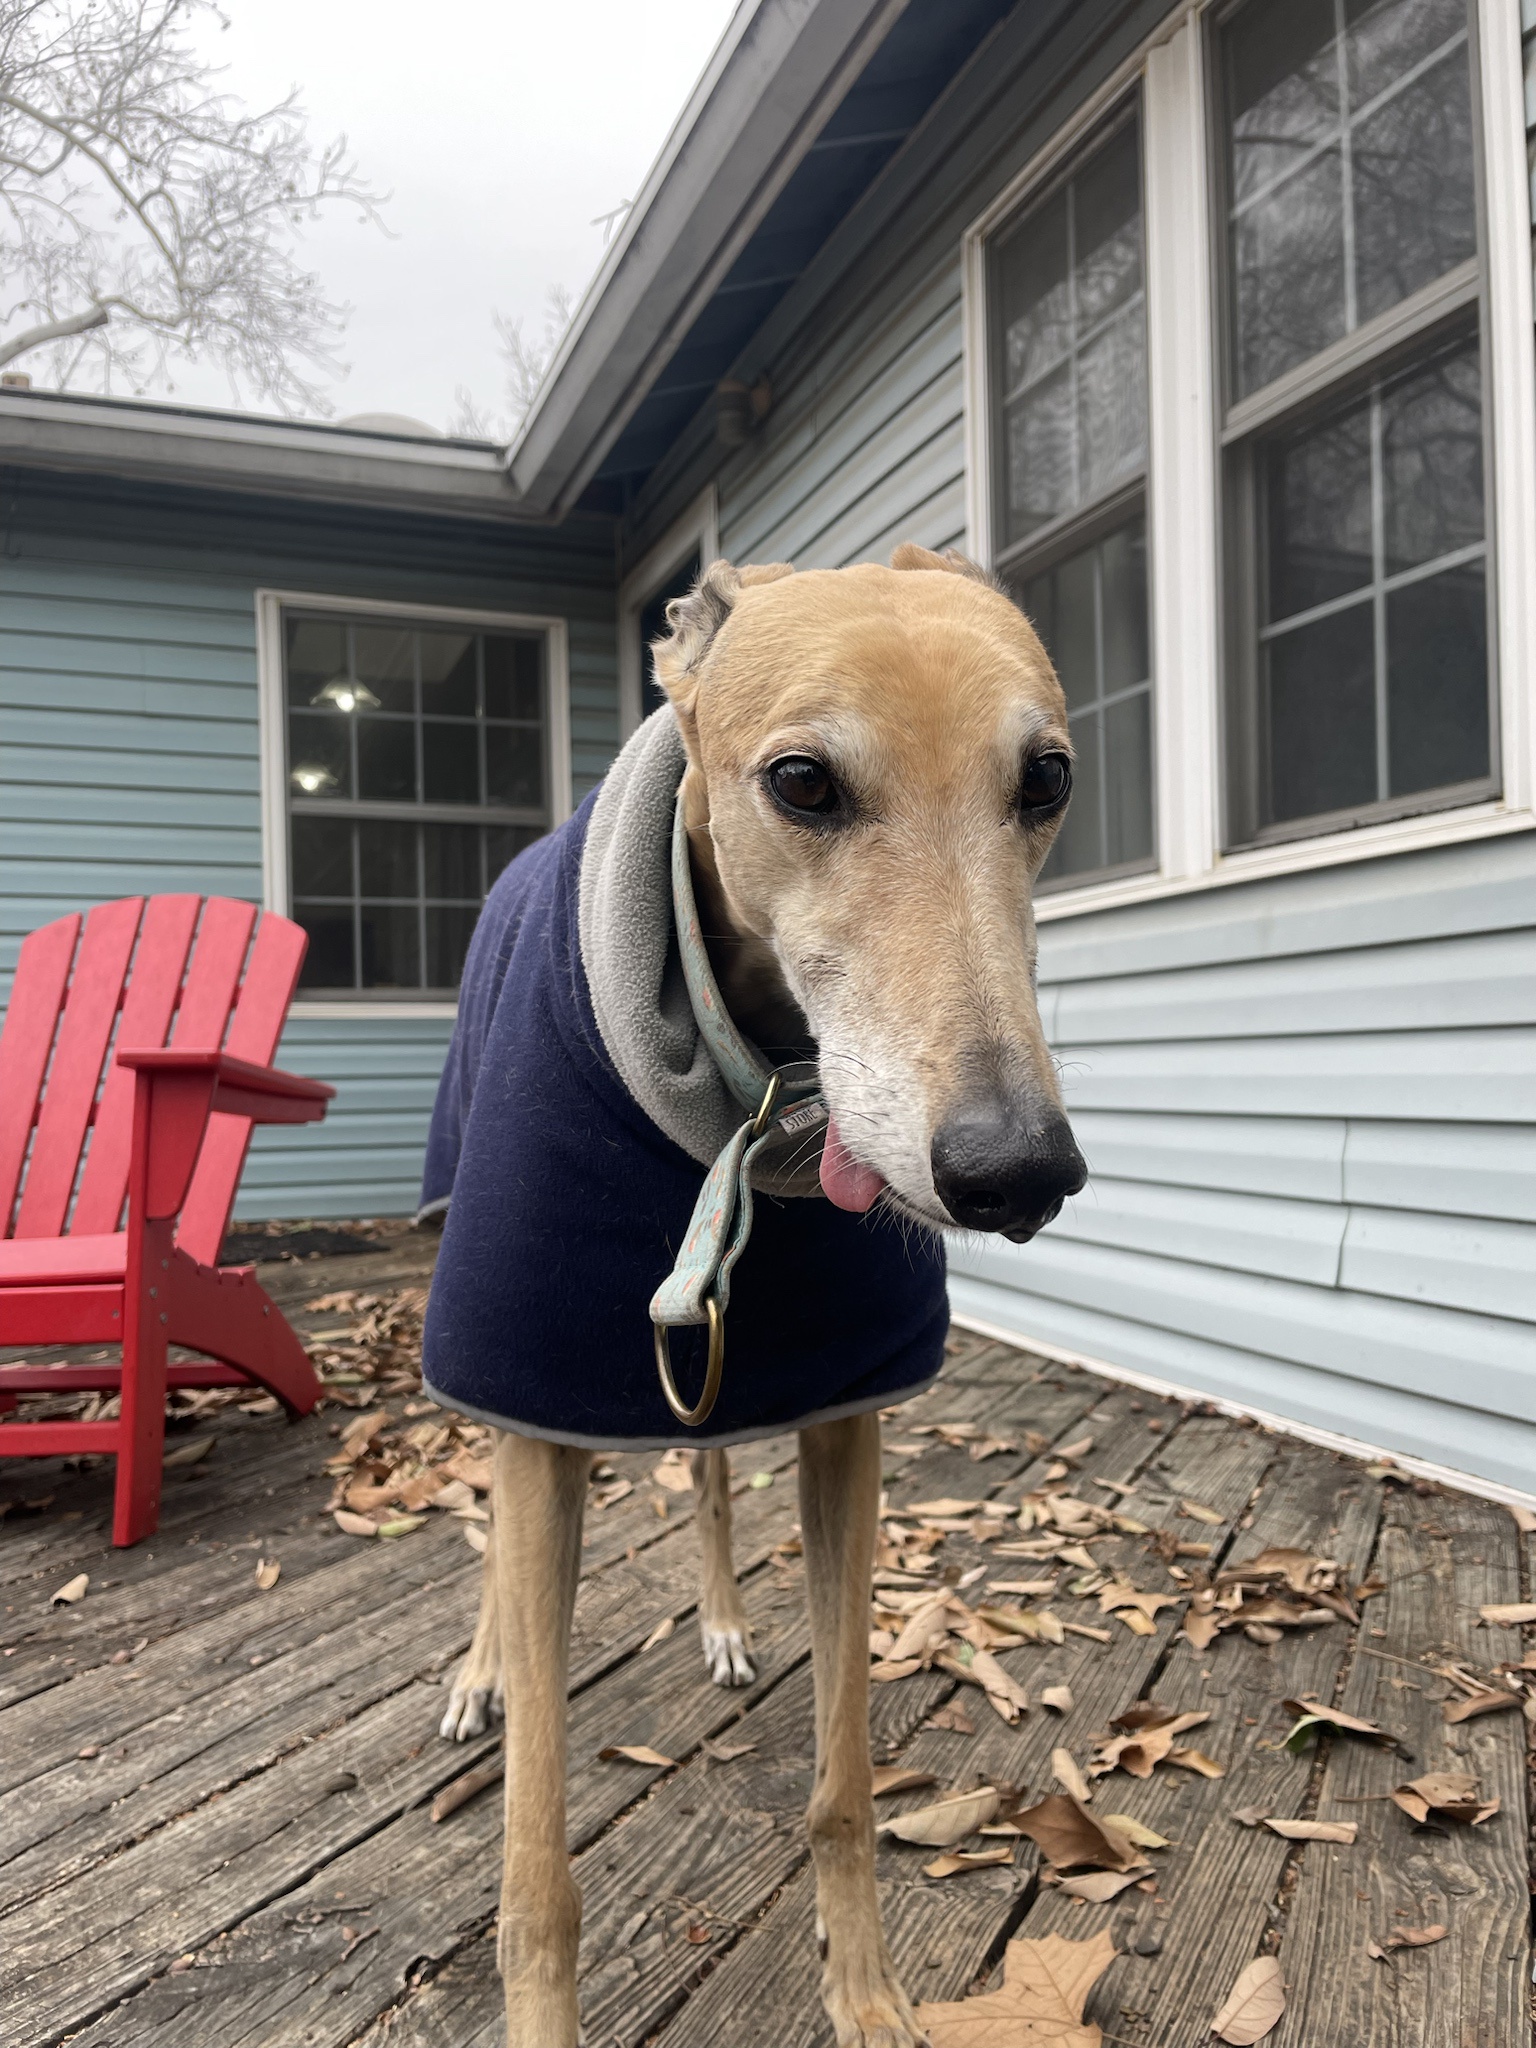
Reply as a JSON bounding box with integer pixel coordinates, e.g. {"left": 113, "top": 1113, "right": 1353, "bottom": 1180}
{"left": 649, "top": 793, "right": 827, "bottom": 1424}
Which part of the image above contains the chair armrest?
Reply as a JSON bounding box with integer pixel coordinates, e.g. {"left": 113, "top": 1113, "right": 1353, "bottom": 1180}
{"left": 116, "top": 1049, "right": 335, "bottom": 1125}
{"left": 116, "top": 1051, "right": 335, "bottom": 1222}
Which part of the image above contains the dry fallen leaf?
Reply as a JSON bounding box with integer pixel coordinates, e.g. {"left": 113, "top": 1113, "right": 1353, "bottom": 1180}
{"left": 1091, "top": 1704, "right": 1211, "bottom": 1780}
{"left": 1478, "top": 1602, "right": 1536, "bottom": 1626}
{"left": 1042, "top": 1685, "right": 1075, "bottom": 1714}
{"left": 640, "top": 1616, "right": 675, "bottom": 1651}
{"left": 1101, "top": 1813, "right": 1171, "bottom": 1849}
{"left": 1443, "top": 1688, "right": 1519, "bottom": 1724}
{"left": 162, "top": 1436, "right": 214, "bottom": 1468}
{"left": 1056, "top": 1437, "right": 1094, "bottom": 1461}
{"left": 1232, "top": 1804, "right": 1273, "bottom": 1828}
{"left": 1180, "top": 1498, "right": 1222, "bottom": 1525}
{"left": 700, "top": 1736, "right": 757, "bottom": 1762}
{"left": 908, "top": 1497, "right": 985, "bottom": 1517}
{"left": 463, "top": 1523, "right": 489, "bottom": 1554}
{"left": 967, "top": 1648, "right": 1031, "bottom": 1723}
{"left": 652, "top": 1448, "right": 693, "bottom": 1492}
{"left": 924, "top": 1845, "right": 1015, "bottom": 1878}
{"left": 1052, "top": 1748, "right": 1092, "bottom": 1802}
{"left": 877, "top": 1786, "right": 1001, "bottom": 1847}
{"left": 50, "top": 1572, "right": 88, "bottom": 1607}
{"left": 915, "top": 1927, "right": 1117, "bottom": 2048}
{"left": 872, "top": 1766, "right": 938, "bottom": 1798}
{"left": 925, "top": 1701, "right": 975, "bottom": 1736}
{"left": 254, "top": 1558, "right": 281, "bottom": 1591}
{"left": 1385, "top": 1923, "right": 1447, "bottom": 1950}
{"left": 1168, "top": 1746, "right": 1226, "bottom": 1779}
{"left": 333, "top": 1510, "right": 378, "bottom": 1537}
{"left": 1010, "top": 1795, "right": 1144, "bottom": 1873}
{"left": 870, "top": 1657, "right": 923, "bottom": 1683}
{"left": 1389, "top": 1771, "right": 1498, "bottom": 1826}
{"left": 1211, "top": 1956, "right": 1285, "bottom": 2044}
{"left": 1262, "top": 1817, "right": 1357, "bottom": 1843}
{"left": 597, "top": 1744, "right": 675, "bottom": 1768}
{"left": 1282, "top": 1698, "right": 1402, "bottom": 1754}
{"left": 1055, "top": 1867, "right": 1147, "bottom": 1902}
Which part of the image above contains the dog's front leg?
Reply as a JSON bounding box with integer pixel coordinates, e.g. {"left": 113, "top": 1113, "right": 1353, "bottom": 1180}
{"left": 799, "top": 1412, "right": 924, "bottom": 2048}
{"left": 691, "top": 1448, "right": 756, "bottom": 1685}
{"left": 492, "top": 1428, "right": 591, "bottom": 2047}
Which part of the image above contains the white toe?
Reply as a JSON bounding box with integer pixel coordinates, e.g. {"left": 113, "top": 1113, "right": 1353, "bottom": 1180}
{"left": 701, "top": 1623, "right": 757, "bottom": 1688}
{"left": 439, "top": 1684, "right": 495, "bottom": 1741}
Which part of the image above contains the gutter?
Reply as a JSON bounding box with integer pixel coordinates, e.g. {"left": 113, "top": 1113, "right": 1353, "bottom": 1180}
{"left": 505, "top": 0, "right": 912, "bottom": 519}
{"left": 0, "top": 387, "right": 539, "bottom": 523}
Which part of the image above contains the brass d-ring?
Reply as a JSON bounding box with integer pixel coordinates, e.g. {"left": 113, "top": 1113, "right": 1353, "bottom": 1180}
{"left": 654, "top": 1293, "right": 725, "bottom": 1426}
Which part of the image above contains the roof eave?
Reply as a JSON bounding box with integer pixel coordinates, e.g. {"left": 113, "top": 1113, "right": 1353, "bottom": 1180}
{"left": 0, "top": 391, "right": 538, "bottom": 523}
{"left": 504, "top": 0, "right": 910, "bottom": 520}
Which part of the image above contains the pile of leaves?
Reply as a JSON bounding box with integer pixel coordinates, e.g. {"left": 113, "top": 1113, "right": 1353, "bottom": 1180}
{"left": 1182, "top": 1546, "right": 1366, "bottom": 1651}
{"left": 304, "top": 1286, "right": 431, "bottom": 1404}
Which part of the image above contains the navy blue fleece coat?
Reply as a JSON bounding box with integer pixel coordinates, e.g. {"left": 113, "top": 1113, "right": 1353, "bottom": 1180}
{"left": 419, "top": 793, "right": 949, "bottom": 1447}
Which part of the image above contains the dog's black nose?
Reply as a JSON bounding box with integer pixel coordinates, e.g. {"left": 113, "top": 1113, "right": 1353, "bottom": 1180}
{"left": 930, "top": 1097, "right": 1086, "bottom": 1238}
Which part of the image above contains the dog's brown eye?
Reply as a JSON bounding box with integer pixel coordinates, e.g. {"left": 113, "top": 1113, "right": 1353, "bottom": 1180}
{"left": 768, "top": 756, "right": 839, "bottom": 815}
{"left": 1018, "top": 751, "right": 1071, "bottom": 813}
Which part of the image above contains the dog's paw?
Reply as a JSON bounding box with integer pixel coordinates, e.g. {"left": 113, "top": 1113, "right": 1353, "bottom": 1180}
{"left": 438, "top": 1675, "right": 502, "bottom": 1742}
{"left": 701, "top": 1622, "right": 756, "bottom": 1688}
{"left": 823, "top": 1969, "right": 928, "bottom": 2048}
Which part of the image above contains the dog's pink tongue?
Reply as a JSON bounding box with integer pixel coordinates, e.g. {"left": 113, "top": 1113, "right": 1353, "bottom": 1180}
{"left": 819, "top": 1115, "right": 886, "bottom": 1213}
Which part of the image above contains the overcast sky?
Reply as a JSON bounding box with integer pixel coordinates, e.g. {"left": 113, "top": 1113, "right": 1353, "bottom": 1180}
{"left": 161, "top": 0, "right": 737, "bottom": 432}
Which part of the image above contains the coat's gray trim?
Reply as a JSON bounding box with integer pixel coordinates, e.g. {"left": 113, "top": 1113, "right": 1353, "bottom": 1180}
{"left": 575, "top": 705, "right": 822, "bottom": 1195}
{"left": 420, "top": 1371, "right": 940, "bottom": 1454}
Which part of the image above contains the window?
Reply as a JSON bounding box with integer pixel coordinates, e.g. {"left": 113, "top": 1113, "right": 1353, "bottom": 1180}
{"left": 987, "top": 108, "right": 1155, "bottom": 888}
{"left": 1217, "top": 0, "right": 1492, "bottom": 845}
{"left": 282, "top": 611, "right": 555, "bottom": 994}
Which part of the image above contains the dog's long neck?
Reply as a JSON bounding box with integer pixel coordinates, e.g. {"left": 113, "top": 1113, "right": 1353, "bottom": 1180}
{"left": 682, "top": 769, "right": 813, "bottom": 1062}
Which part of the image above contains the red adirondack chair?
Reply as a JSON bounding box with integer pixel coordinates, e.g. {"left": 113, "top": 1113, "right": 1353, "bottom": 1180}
{"left": 0, "top": 896, "right": 335, "bottom": 1546}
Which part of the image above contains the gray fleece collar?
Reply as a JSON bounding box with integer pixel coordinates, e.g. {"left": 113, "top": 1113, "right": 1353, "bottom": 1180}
{"left": 576, "top": 709, "right": 823, "bottom": 1197}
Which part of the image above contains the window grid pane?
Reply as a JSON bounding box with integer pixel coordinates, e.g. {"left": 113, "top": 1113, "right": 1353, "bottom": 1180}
{"left": 1014, "top": 517, "right": 1154, "bottom": 886}
{"left": 994, "top": 115, "right": 1147, "bottom": 550}
{"left": 285, "top": 613, "right": 550, "bottom": 993}
{"left": 1222, "top": 0, "right": 1476, "bottom": 399}
{"left": 1256, "top": 336, "right": 1488, "bottom": 831}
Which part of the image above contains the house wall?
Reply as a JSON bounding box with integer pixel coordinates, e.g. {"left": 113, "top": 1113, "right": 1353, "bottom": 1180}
{"left": 0, "top": 470, "right": 618, "bottom": 1223}
{"left": 634, "top": 0, "right": 1536, "bottom": 1492}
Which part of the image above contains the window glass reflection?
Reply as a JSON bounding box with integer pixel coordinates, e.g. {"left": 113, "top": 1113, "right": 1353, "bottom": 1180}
{"left": 1016, "top": 518, "right": 1154, "bottom": 884}
{"left": 1257, "top": 335, "right": 1488, "bottom": 830}
{"left": 285, "top": 615, "right": 552, "bottom": 991}
{"left": 995, "top": 116, "right": 1146, "bottom": 547}
{"left": 1223, "top": 0, "right": 1475, "bottom": 398}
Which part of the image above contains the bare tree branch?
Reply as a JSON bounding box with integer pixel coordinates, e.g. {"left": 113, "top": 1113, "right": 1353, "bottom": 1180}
{"left": 0, "top": 0, "right": 385, "bottom": 412}
{"left": 0, "top": 298, "right": 106, "bottom": 364}
{"left": 448, "top": 284, "right": 574, "bottom": 442}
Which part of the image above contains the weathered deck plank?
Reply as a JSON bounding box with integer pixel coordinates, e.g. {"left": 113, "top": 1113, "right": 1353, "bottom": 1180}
{"left": 1015, "top": 1437, "right": 1385, "bottom": 2038}
{"left": 5, "top": 1247, "right": 1530, "bottom": 2048}
{"left": 1273, "top": 1486, "right": 1531, "bottom": 2048}
{"left": 653, "top": 1403, "right": 1277, "bottom": 2048}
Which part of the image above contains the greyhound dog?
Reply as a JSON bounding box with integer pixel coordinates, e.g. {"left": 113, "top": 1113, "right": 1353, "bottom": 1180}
{"left": 432, "top": 545, "right": 1085, "bottom": 2047}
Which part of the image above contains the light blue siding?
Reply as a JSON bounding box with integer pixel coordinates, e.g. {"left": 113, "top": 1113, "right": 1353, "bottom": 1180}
{"left": 0, "top": 477, "right": 619, "bottom": 1222}
{"left": 633, "top": 1, "right": 1536, "bottom": 1491}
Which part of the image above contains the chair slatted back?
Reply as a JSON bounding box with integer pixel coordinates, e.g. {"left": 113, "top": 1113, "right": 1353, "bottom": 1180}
{"left": 71, "top": 896, "right": 202, "bottom": 1235}
{"left": 0, "top": 912, "right": 83, "bottom": 1238}
{"left": 175, "top": 911, "right": 309, "bottom": 1267}
{"left": 0, "top": 895, "right": 312, "bottom": 1260}
{"left": 13, "top": 900, "right": 144, "bottom": 1239}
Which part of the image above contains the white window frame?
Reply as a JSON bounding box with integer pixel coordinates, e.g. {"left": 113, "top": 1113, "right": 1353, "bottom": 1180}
{"left": 256, "top": 587, "right": 571, "bottom": 1019}
{"left": 616, "top": 485, "right": 719, "bottom": 740}
{"left": 961, "top": 0, "right": 1536, "bottom": 927}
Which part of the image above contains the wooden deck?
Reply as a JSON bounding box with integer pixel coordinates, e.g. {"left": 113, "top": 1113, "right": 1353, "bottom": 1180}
{"left": 3, "top": 1231, "right": 1532, "bottom": 2048}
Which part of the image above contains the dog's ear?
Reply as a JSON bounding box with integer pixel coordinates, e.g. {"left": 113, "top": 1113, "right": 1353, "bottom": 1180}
{"left": 889, "top": 542, "right": 993, "bottom": 584}
{"left": 651, "top": 560, "right": 794, "bottom": 750}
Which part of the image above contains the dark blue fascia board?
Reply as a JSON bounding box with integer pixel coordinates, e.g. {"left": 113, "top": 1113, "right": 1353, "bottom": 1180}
{"left": 592, "top": 0, "right": 1016, "bottom": 489}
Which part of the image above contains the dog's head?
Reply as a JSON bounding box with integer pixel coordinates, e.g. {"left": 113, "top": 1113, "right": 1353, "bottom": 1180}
{"left": 653, "top": 545, "right": 1086, "bottom": 1241}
